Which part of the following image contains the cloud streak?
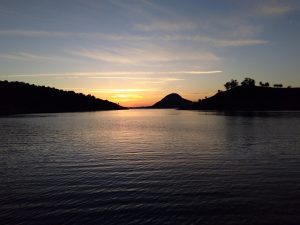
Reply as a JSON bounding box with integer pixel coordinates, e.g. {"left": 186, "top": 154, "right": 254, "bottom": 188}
{"left": 161, "top": 35, "right": 268, "bottom": 46}
{"left": 0, "top": 52, "right": 75, "bottom": 62}
{"left": 0, "top": 29, "right": 150, "bottom": 41}
{"left": 68, "top": 46, "right": 220, "bottom": 64}
{"left": 0, "top": 29, "right": 268, "bottom": 47}
{"left": 135, "top": 20, "right": 196, "bottom": 32}
{"left": 0, "top": 70, "right": 222, "bottom": 82}
{"left": 257, "top": 1, "right": 294, "bottom": 16}
{"left": 62, "top": 87, "right": 156, "bottom": 93}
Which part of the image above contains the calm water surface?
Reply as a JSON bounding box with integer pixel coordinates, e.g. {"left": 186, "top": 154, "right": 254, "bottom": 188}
{"left": 0, "top": 109, "right": 300, "bottom": 225}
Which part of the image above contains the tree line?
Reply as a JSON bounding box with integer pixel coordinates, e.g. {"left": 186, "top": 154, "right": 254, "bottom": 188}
{"left": 223, "top": 77, "right": 289, "bottom": 91}
{"left": 0, "top": 80, "right": 124, "bottom": 114}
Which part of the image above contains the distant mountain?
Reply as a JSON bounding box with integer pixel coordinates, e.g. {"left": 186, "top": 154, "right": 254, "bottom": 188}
{"left": 151, "top": 93, "right": 193, "bottom": 108}
{"left": 181, "top": 86, "right": 300, "bottom": 110}
{"left": 0, "top": 80, "right": 126, "bottom": 115}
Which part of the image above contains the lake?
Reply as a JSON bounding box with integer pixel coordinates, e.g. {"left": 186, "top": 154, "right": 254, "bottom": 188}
{"left": 0, "top": 109, "right": 300, "bottom": 225}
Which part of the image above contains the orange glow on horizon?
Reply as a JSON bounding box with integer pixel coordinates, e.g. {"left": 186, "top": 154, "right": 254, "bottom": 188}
{"left": 80, "top": 88, "right": 158, "bottom": 107}
{"left": 63, "top": 88, "right": 215, "bottom": 107}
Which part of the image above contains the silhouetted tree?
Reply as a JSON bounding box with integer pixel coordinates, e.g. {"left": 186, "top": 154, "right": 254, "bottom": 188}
{"left": 274, "top": 84, "right": 283, "bottom": 88}
{"left": 259, "top": 81, "right": 270, "bottom": 87}
{"left": 224, "top": 79, "right": 239, "bottom": 90}
{"left": 241, "top": 77, "right": 255, "bottom": 87}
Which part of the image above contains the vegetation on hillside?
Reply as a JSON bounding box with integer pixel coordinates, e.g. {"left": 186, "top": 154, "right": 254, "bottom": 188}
{"left": 184, "top": 78, "right": 300, "bottom": 110}
{"left": 0, "top": 80, "right": 125, "bottom": 115}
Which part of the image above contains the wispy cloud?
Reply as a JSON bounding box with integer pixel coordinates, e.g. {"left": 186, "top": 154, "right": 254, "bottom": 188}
{"left": 209, "top": 38, "right": 268, "bottom": 47}
{"left": 161, "top": 35, "right": 268, "bottom": 47}
{"left": 257, "top": 0, "right": 294, "bottom": 16}
{"left": 0, "top": 52, "right": 74, "bottom": 62}
{"left": 68, "top": 45, "right": 220, "bottom": 64}
{"left": 84, "top": 88, "right": 155, "bottom": 93}
{"left": 1, "top": 70, "right": 221, "bottom": 78}
{"left": 0, "top": 29, "right": 71, "bottom": 37}
{"left": 62, "top": 87, "right": 155, "bottom": 93}
{"left": 0, "top": 29, "right": 150, "bottom": 41}
{"left": 135, "top": 20, "right": 196, "bottom": 32}
{"left": 0, "top": 29, "right": 268, "bottom": 47}
{"left": 0, "top": 52, "right": 61, "bottom": 61}
{"left": 87, "top": 77, "right": 184, "bottom": 81}
{"left": 69, "top": 48, "right": 135, "bottom": 64}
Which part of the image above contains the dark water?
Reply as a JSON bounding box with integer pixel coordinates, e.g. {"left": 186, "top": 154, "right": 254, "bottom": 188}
{"left": 0, "top": 109, "right": 300, "bottom": 225}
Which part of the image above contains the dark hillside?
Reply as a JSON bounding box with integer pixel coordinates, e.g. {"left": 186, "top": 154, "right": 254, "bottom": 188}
{"left": 151, "top": 93, "right": 193, "bottom": 108}
{"left": 182, "top": 86, "right": 300, "bottom": 110}
{"left": 0, "top": 81, "right": 125, "bottom": 115}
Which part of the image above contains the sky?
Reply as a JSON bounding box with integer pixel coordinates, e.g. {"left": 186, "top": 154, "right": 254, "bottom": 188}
{"left": 0, "top": 0, "right": 300, "bottom": 107}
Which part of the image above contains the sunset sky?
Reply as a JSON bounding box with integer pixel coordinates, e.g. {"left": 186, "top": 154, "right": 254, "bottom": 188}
{"left": 0, "top": 0, "right": 300, "bottom": 106}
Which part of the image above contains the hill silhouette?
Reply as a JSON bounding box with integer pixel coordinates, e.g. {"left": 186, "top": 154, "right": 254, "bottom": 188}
{"left": 151, "top": 93, "right": 193, "bottom": 108}
{"left": 0, "top": 80, "right": 125, "bottom": 115}
{"left": 182, "top": 86, "right": 300, "bottom": 110}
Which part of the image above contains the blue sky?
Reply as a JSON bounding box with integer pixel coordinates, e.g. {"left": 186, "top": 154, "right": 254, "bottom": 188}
{"left": 0, "top": 0, "right": 299, "bottom": 106}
